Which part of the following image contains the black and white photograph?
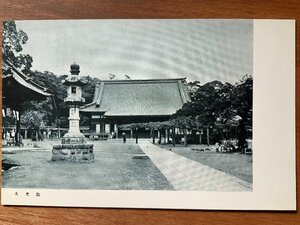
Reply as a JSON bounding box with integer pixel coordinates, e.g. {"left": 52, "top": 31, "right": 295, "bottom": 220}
{"left": 2, "top": 19, "right": 253, "bottom": 193}
{"left": 1, "top": 19, "right": 295, "bottom": 211}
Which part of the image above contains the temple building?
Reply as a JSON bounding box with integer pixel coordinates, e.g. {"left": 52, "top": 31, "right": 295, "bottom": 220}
{"left": 2, "top": 59, "right": 51, "bottom": 145}
{"left": 80, "top": 78, "right": 191, "bottom": 139}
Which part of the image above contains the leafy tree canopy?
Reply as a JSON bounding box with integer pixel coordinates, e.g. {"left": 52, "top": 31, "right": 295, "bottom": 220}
{"left": 2, "top": 20, "right": 33, "bottom": 74}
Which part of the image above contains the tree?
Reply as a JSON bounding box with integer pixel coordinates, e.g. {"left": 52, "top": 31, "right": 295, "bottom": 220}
{"left": 21, "top": 70, "right": 101, "bottom": 130}
{"left": 26, "top": 71, "right": 68, "bottom": 126}
{"left": 231, "top": 75, "right": 253, "bottom": 152}
{"left": 175, "top": 80, "right": 230, "bottom": 144}
{"left": 2, "top": 20, "right": 33, "bottom": 73}
{"left": 187, "top": 81, "right": 201, "bottom": 100}
{"left": 22, "top": 110, "right": 46, "bottom": 140}
{"left": 22, "top": 99, "right": 53, "bottom": 125}
{"left": 173, "top": 75, "right": 252, "bottom": 150}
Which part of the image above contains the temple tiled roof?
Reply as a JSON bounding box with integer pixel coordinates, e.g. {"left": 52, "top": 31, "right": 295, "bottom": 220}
{"left": 80, "top": 78, "right": 191, "bottom": 116}
{"left": 2, "top": 59, "right": 51, "bottom": 97}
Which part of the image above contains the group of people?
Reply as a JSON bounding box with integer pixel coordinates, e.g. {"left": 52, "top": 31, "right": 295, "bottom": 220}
{"left": 3, "top": 129, "right": 15, "bottom": 140}
{"left": 108, "top": 132, "right": 127, "bottom": 143}
{"left": 2, "top": 129, "right": 23, "bottom": 146}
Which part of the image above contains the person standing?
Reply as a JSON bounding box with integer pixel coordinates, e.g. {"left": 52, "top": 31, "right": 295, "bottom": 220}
{"left": 122, "top": 132, "right": 126, "bottom": 143}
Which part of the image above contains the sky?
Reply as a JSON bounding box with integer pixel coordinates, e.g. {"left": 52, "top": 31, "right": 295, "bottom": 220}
{"left": 16, "top": 19, "right": 253, "bottom": 84}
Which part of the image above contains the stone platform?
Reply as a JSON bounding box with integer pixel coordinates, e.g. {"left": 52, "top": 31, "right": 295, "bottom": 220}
{"left": 52, "top": 138, "right": 94, "bottom": 163}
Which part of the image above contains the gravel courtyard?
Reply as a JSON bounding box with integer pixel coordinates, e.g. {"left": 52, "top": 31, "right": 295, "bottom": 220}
{"left": 2, "top": 141, "right": 173, "bottom": 190}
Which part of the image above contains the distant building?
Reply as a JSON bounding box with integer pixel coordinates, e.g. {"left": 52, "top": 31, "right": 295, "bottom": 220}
{"left": 80, "top": 78, "right": 191, "bottom": 138}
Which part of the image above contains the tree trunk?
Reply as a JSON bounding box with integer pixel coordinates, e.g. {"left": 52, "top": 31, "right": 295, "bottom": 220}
{"left": 199, "top": 130, "right": 202, "bottom": 145}
{"left": 183, "top": 128, "right": 187, "bottom": 147}
{"left": 238, "top": 119, "right": 247, "bottom": 153}
{"left": 58, "top": 127, "right": 61, "bottom": 139}
{"left": 24, "top": 129, "right": 28, "bottom": 139}
{"left": 135, "top": 128, "right": 138, "bottom": 144}
{"left": 172, "top": 127, "right": 175, "bottom": 147}
{"left": 38, "top": 128, "right": 43, "bottom": 141}
{"left": 207, "top": 128, "right": 210, "bottom": 145}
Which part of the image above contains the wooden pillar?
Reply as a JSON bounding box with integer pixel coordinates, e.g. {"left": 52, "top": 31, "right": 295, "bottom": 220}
{"left": 15, "top": 110, "right": 21, "bottom": 145}
{"left": 105, "top": 123, "right": 110, "bottom": 134}
{"left": 158, "top": 129, "right": 162, "bottom": 144}
{"left": 135, "top": 128, "right": 138, "bottom": 144}
{"left": 115, "top": 124, "right": 118, "bottom": 138}
{"left": 164, "top": 128, "right": 167, "bottom": 144}
{"left": 152, "top": 129, "right": 155, "bottom": 144}
{"left": 110, "top": 123, "right": 113, "bottom": 133}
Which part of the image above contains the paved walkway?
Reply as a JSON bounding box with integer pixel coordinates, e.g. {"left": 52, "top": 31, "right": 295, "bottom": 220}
{"left": 139, "top": 141, "right": 252, "bottom": 191}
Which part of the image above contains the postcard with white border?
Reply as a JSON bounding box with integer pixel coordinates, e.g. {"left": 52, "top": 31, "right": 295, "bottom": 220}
{"left": 1, "top": 19, "right": 295, "bottom": 210}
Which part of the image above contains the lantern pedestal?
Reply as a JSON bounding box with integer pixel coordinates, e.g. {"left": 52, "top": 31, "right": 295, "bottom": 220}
{"left": 52, "top": 137, "right": 94, "bottom": 162}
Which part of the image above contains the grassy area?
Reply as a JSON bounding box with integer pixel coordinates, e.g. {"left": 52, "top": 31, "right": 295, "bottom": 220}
{"left": 159, "top": 144, "right": 253, "bottom": 183}
{"left": 2, "top": 141, "right": 173, "bottom": 190}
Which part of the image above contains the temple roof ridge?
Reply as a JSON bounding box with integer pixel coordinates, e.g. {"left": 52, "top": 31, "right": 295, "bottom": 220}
{"left": 95, "top": 77, "right": 187, "bottom": 84}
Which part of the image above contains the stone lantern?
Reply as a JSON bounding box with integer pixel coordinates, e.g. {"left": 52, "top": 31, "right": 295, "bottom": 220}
{"left": 63, "top": 63, "right": 86, "bottom": 138}
{"left": 52, "top": 63, "right": 94, "bottom": 162}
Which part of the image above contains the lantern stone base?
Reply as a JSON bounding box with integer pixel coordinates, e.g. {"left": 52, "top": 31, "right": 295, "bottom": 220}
{"left": 52, "top": 136, "right": 94, "bottom": 163}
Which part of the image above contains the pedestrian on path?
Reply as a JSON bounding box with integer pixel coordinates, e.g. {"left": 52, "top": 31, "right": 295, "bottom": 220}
{"left": 122, "top": 132, "right": 126, "bottom": 143}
